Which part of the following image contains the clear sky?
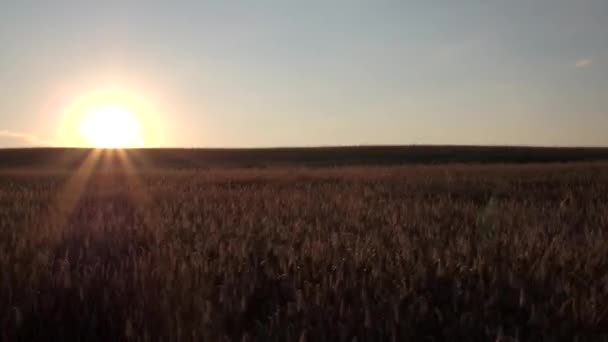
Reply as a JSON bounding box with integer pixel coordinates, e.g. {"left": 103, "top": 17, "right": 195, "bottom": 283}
{"left": 1, "top": 1, "right": 607, "bottom": 147}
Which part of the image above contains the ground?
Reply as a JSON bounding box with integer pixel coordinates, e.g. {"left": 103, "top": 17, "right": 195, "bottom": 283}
{"left": 1, "top": 148, "right": 607, "bottom": 341}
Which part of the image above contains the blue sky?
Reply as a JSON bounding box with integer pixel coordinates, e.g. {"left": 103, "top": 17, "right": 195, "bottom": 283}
{"left": 1, "top": 1, "right": 607, "bottom": 147}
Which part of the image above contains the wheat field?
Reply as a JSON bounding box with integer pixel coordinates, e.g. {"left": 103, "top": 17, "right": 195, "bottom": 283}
{"left": 1, "top": 157, "right": 608, "bottom": 341}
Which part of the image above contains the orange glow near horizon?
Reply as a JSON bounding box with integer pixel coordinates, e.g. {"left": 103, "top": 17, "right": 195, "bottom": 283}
{"left": 60, "top": 87, "right": 163, "bottom": 148}
{"left": 79, "top": 105, "right": 144, "bottom": 148}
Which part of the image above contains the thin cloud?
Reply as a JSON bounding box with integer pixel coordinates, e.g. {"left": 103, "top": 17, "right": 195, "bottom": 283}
{"left": 0, "top": 130, "right": 56, "bottom": 147}
{"left": 575, "top": 59, "right": 593, "bottom": 68}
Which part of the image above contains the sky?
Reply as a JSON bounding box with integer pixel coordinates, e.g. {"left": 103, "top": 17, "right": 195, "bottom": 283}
{"left": 1, "top": 0, "right": 607, "bottom": 147}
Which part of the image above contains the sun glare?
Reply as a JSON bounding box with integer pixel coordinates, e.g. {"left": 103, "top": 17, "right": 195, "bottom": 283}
{"left": 79, "top": 105, "right": 144, "bottom": 148}
{"left": 61, "top": 87, "right": 162, "bottom": 148}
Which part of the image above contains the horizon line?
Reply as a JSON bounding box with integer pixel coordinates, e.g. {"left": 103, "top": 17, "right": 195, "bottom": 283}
{"left": 1, "top": 144, "right": 608, "bottom": 150}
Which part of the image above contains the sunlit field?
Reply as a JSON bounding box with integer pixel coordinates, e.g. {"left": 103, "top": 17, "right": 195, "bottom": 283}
{"left": 1, "top": 148, "right": 608, "bottom": 341}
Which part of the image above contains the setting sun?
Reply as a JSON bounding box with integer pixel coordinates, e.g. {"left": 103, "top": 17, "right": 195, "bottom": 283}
{"left": 79, "top": 105, "right": 144, "bottom": 148}
{"left": 60, "top": 87, "right": 163, "bottom": 148}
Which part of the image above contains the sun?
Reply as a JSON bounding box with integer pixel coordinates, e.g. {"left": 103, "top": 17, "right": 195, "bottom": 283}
{"left": 79, "top": 105, "right": 144, "bottom": 148}
{"left": 60, "top": 87, "right": 163, "bottom": 148}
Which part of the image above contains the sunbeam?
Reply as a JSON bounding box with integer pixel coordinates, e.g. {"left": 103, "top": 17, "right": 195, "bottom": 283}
{"left": 21, "top": 149, "right": 104, "bottom": 256}
{"left": 116, "top": 149, "right": 164, "bottom": 238}
{"left": 48, "top": 149, "right": 102, "bottom": 231}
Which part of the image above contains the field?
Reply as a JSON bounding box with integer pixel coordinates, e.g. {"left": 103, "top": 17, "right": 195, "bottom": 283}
{"left": 1, "top": 148, "right": 608, "bottom": 341}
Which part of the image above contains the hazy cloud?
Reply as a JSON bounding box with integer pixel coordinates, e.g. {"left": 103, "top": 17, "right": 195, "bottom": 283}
{"left": 575, "top": 58, "right": 593, "bottom": 68}
{"left": 0, "top": 130, "right": 56, "bottom": 147}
